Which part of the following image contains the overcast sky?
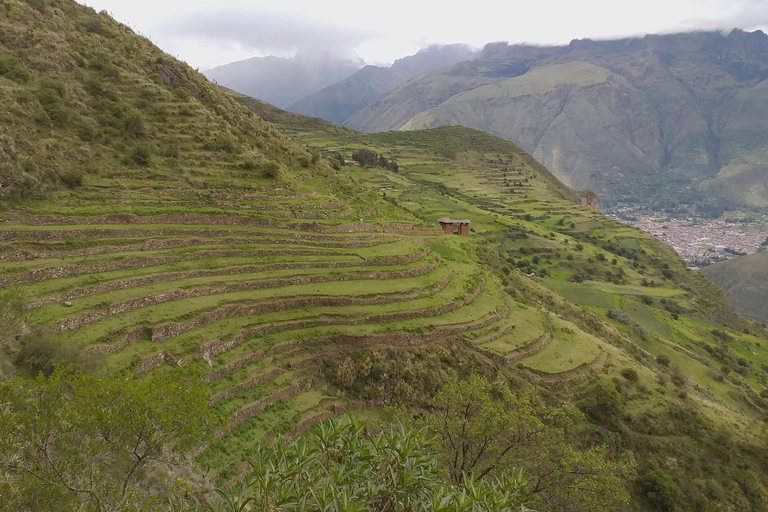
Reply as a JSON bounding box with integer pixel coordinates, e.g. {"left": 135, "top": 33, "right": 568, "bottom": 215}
{"left": 81, "top": 0, "right": 768, "bottom": 70}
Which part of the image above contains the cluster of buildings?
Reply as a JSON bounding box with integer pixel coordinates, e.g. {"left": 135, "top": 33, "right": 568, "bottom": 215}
{"left": 618, "top": 217, "right": 768, "bottom": 267}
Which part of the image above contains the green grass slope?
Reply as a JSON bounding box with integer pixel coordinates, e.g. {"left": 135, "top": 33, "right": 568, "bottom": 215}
{"left": 4, "top": 3, "right": 768, "bottom": 508}
{"left": 701, "top": 251, "right": 768, "bottom": 323}
{"left": 0, "top": 0, "right": 316, "bottom": 199}
{"left": 243, "top": 98, "right": 768, "bottom": 511}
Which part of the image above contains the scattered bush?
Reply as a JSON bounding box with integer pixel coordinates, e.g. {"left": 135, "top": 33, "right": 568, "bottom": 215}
{"left": 240, "top": 159, "right": 257, "bottom": 170}
{"left": 80, "top": 15, "right": 103, "bottom": 34}
{"left": 621, "top": 368, "right": 639, "bottom": 383}
{"left": 607, "top": 309, "right": 649, "bottom": 337}
{"left": 657, "top": 354, "right": 671, "bottom": 367}
{"left": 637, "top": 464, "right": 681, "bottom": 512}
{"left": 261, "top": 160, "right": 280, "bottom": 179}
{"left": 58, "top": 168, "right": 84, "bottom": 189}
{"left": 123, "top": 112, "right": 146, "bottom": 137}
{"left": 14, "top": 329, "right": 96, "bottom": 377}
{"left": 130, "top": 145, "right": 151, "bottom": 166}
{"left": 23, "top": 0, "right": 50, "bottom": 14}
{"left": 203, "top": 135, "right": 240, "bottom": 154}
{"left": 577, "top": 379, "right": 624, "bottom": 429}
{"left": 89, "top": 52, "right": 119, "bottom": 78}
{"left": 0, "top": 55, "right": 32, "bottom": 83}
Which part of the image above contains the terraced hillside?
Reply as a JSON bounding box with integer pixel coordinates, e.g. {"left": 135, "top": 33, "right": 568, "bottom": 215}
{"left": 2, "top": 156, "right": 513, "bottom": 483}
{"left": 237, "top": 97, "right": 768, "bottom": 509}
{"left": 5, "top": 2, "right": 768, "bottom": 509}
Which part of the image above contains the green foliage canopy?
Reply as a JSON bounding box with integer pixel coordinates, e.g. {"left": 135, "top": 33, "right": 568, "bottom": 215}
{"left": 419, "top": 375, "right": 635, "bottom": 512}
{"left": 0, "top": 368, "right": 215, "bottom": 512}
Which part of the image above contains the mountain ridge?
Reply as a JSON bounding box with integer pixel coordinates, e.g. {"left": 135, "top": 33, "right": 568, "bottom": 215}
{"left": 204, "top": 53, "right": 362, "bottom": 108}
{"left": 287, "top": 44, "right": 478, "bottom": 124}
{"left": 342, "top": 30, "right": 768, "bottom": 209}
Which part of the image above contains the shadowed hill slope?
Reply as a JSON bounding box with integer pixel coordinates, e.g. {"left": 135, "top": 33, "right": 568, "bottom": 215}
{"left": 701, "top": 251, "right": 768, "bottom": 323}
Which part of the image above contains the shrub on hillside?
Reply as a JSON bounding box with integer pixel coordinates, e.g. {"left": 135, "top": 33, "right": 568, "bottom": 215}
{"left": 607, "top": 309, "right": 649, "bottom": 337}
{"left": 14, "top": 328, "right": 97, "bottom": 377}
{"left": 621, "top": 368, "right": 639, "bottom": 382}
{"left": 80, "top": 15, "right": 103, "bottom": 34}
{"left": 58, "top": 168, "right": 84, "bottom": 189}
{"left": 260, "top": 160, "right": 280, "bottom": 179}
{"left": 637, "top": 464, "right": 681, "bottom": 512}
{"left": 0, "top": 55, "right": 32, "bottom": 83}
{"left": 203, "top": 135, "right": 241, "bottom": 154}
{"left": 130, "top": 145, "right": 151, "bottom": 166}
{"left": 22, "top": 0, "right": 50, "bottom": 13}
{"left": 577, "top": 379, "right": 625, "bottom": 429}
{"left": 123, "top": 111, "right": 146, "bottom": 137}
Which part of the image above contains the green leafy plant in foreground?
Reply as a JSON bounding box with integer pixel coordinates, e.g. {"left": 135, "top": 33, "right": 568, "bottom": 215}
{"left": 183, "top": 417, "right": 532, "bottom": 512}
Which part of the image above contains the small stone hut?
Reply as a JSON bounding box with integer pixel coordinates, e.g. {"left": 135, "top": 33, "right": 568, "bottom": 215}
{"left": 438, "top": 218, "right": 471, "bottom": 236}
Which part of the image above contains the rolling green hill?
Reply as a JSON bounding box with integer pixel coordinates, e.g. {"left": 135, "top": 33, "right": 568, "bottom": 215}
{"left": 701, "top": 251, "right": 768, "bottom": 323}
{"left": 344, "top": 31, "right": 768, "bottom": 210}
{"left": 4, "top": 2, "right": 768, "bottom": 510}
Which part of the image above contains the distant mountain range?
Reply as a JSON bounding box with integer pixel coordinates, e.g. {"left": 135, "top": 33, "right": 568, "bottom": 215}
{"left": 299, "top": 30, "right": 768, "bottom": 211}
{"left": 204, "top": 53, "right": 362, "bottom": 108}
{"left": 288, "top": 44, "right": 478, "bottom": 124}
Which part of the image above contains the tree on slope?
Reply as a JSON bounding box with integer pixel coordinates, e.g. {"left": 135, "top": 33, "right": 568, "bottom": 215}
{"left": 0, "top": 367, "right": 215, "bottom": 512}
{"left": 420, "top": 375, "right": 635, "bottom": 512}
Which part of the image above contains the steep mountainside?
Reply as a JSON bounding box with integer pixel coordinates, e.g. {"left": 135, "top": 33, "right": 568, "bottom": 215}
{"left": 0, "top": 0, "right": 317, "bottom": 199}
{"left": 346, "top": 31, "right": 768, "bottom": 209}
{"left": 288, "top": 44, "right": 477, "bottom": 124}
{"left": 701, "top": 251, "right": 768, "bottom": 323}
{"left": 4, "top": 2, "right": 768, "bottom": 510}
{"left": 204, "top": 53, "right": 361, "bottom": 108}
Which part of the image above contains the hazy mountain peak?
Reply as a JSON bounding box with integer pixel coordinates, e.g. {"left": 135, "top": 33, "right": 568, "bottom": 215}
{"left": 204, "top": 54, "right": 362, "bottom": 108}
{"left": 287, "top": 43, "right": 479, "bottom": 124}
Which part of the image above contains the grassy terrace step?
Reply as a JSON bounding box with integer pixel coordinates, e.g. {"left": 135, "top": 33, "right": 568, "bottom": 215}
{"left": 475, "top": 305, "right": 549, "bottom": 356}
{"left": 128, "top": 304, "right": 504, "bottom": 378}
{"left": 198, "top": 388, "right": 333, "bottom": 483}
{"left": 58, "top": 256, "right": 449, "bottom": 343}
{"left": 517, "top": 317, "right": 605, "bottom": 374}
{"left": 125, "top": 271, "right": 485, "bottom": 371}
{"left": 70, "top": 266, "right": 448, "bottom": 341}
{"left": 194, "top": 313, "right": 499, "bottom": 380}
{"left": 24, "top": 248, "right": 431, "bottom": 311}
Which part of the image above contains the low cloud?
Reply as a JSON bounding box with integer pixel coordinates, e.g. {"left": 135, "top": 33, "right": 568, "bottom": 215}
{"left": 163, "top": 9, "right": 374, "bottom": 58}
{"left": 671, "top": 0, "right": 768, "bottom": 33}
